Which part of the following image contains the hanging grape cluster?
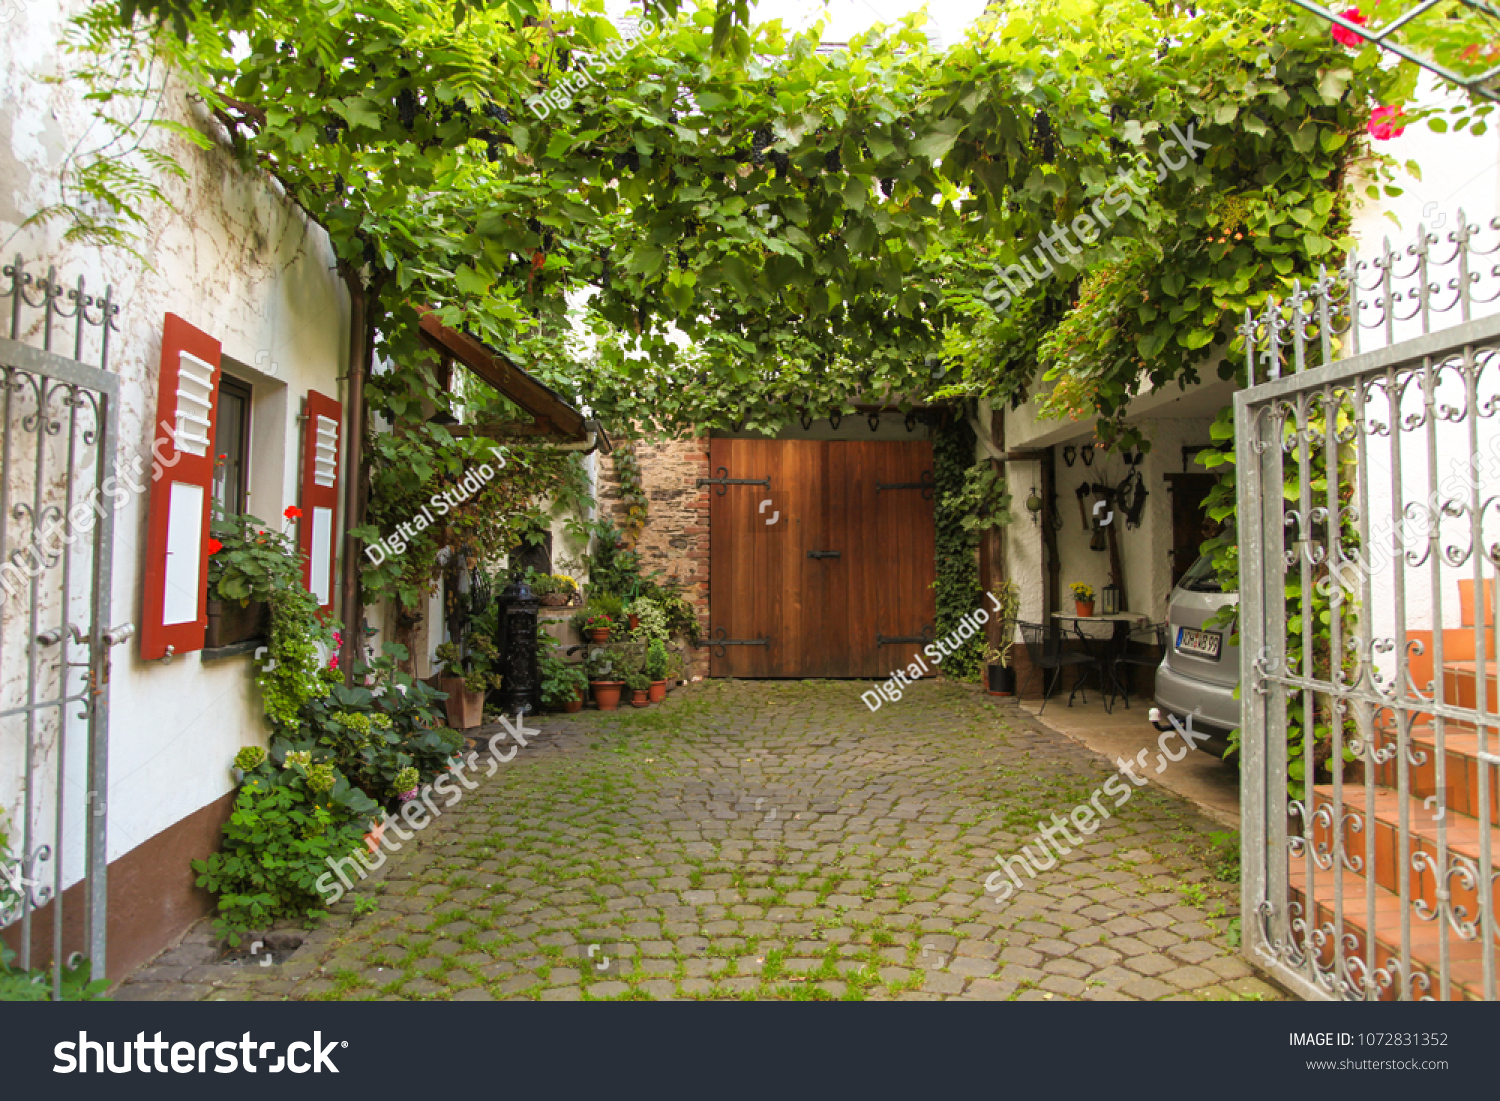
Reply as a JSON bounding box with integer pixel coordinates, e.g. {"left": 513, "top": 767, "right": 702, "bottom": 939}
{"left": 1033, "top": 109, "right": 1054, "bottom": 164}
{"left": 751, "top": 126, "right": 772, "bottom": 167}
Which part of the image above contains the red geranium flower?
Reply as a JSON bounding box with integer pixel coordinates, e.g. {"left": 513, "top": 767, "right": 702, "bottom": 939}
{"left": 207, "top": 538, "right": 223, "bottom": 554}
{"left": 1332, "top": 8, "right": 1367, "bottom": 48}
{"left": 1368, "top": 105, "right": 1407, "bottom": 140}
{"left": 284, "top": 505, "right": 303, "bottom": 520}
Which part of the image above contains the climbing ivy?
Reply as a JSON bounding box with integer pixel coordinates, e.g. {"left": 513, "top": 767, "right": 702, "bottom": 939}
{"left": 611, "top": 443, "right": 649, "bottom": 544}
{"left": 932, "top": 414, "right": 985, "bottom": 683}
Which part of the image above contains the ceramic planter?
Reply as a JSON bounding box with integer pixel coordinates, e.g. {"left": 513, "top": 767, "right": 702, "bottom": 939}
{"left": 628, "top": 613, "right": 640, "bottom": 630}
{"left": 630, "top": 688, "right": 650, "bottom": 708}
{"left": 588, "top": 628, "right": 610, "bottom": 644}
{"left": 986, "top": 664, "right": 1016, "bottom": 696}
{"left": 1075, "top": 601, "right": 1095, "bottom": 617}
{"left": 439, "top": 677, "right": 486, "bottom": 730}
{"left": 648, "top": 679, "right": 666, "bottom": 703}
{"left": 591, "top": 680, "right": 624, "bottom": 711}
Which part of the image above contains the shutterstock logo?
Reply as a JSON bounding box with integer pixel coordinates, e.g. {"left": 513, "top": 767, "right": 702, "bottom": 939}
{"left": 54, "top": 1032, "right": 345, "bottom": 1074}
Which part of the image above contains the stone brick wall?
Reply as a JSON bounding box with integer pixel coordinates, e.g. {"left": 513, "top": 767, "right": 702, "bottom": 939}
{"left": 596, "top": 434, "right": 712, "bottom": 677}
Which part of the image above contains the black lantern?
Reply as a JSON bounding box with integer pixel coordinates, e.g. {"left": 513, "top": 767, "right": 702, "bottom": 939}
{"left": 1101, "top": 582, "right": 1120, "bottom": 616}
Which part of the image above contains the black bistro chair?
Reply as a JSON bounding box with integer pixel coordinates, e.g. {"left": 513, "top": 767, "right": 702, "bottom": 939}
{"left": 1110, "top": 621, "right": 1168, "bottom": 710}
{"left": 1018, "top": 620, "right": 1100, "bottom": 714}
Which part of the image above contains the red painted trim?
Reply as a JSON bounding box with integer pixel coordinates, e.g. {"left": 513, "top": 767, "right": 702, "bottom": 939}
{"left": 139, "top": 313, "right": 221, "bottom": 661}
{"left": 299, "top": 390, "right": 342, "bottom": 612}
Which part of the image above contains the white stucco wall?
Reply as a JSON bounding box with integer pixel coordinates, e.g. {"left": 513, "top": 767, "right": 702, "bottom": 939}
{"left": 1347, "top": 75, "right": 1500, "bottom": 652}
{"left": 1, "top": 0, "right": 350, "bottom": 888}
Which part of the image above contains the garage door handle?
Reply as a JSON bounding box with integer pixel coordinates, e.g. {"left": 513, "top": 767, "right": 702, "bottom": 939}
{"left": 807, "top": 550, "right": 842, "bottom": 559}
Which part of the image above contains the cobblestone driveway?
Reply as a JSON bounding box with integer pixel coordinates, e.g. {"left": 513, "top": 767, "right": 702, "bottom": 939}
{"left": 119, "top": 680, "right": 1278, "bottom": 1001}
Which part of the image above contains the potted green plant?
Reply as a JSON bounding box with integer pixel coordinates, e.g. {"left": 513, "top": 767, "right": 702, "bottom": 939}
{"left": 986, "top": 580, "right": 1021, "bottom": 695}
{"left": 433, "top": 637, "right": 502, "bottom": 729}
{"left": 1070, "top": 582, "right": 1096, "bottom": 618}
{"left": 585, "top": 645, "right": 625, "bottom": 711}
{"left": 663, "top": 645, "right": 686, "bottom": 690}
{"left": 644, "top": 637, "right": 669, "bottom": 702}
{"left": 625, "top": 670, "right": 652, "bottom": 708}
{"left": 584, "top": 613, "right": 613, "bottom": 644}
{"left": 541, "top": 657, "right": 587, "bottom": 713}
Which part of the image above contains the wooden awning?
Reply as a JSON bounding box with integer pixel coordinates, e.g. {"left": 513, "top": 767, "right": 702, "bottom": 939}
{"left": 415, "top": 307, "right": 591, "bottom": 444}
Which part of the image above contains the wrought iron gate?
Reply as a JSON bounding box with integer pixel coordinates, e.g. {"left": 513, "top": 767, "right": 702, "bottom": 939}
{"left": 1, "top": 256, "right": 126, "bottom": 995}
{"left": 1238, "top": 217, "right": 1500, "bottom": 1000}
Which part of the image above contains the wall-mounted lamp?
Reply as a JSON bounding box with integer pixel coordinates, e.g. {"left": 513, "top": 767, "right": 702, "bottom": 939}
{"left": 1025, "top": 487, "right": 1043, "bottom": 525}
{"left": 1062, "top": 445, "right": 1077, "bottom": 468}
{"left": 1080, "top": 444, "right": 1095, "bottom": 467}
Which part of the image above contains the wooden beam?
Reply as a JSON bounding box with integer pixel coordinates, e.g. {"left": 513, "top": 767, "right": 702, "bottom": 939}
{"left": 414, "top": 309, "right": 587, "bottom": 440}
{"left": 444, "top": 421, "right": 558, "bottom": 438}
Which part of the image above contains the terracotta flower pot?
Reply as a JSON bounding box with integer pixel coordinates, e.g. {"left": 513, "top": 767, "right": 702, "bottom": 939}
{"left": 588, "top": 628, "right": 610, "bottom": 644}
{"left": 591, "top": 680, "right": 624, "bottom": 711}
{"left": 562, "top": 686, "right": 584, "bottom": 713}
{"left": 1075, "top": 601, "right": 1095, "bottom": 617}
{"left": 648, "top": 679, "right": 666, "bottom": 702}
{"left": 439, "top": 677, "right": 486, "bottom": 730}
{"left": 363, "top": 818, "right": 387, "bottom": 854}
{"left": 630, "top": 689, "right": 650, "bottom": 708}
{"left": 628, "top": 614, "right": 640, "bottom": 630}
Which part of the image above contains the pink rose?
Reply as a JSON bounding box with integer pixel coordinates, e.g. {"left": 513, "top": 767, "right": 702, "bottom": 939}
{"left": 1368, "top": 105, "right": 1407, "bottom": 141}
{"left": 1332, "top": 8, "right": 1367, "bottom": 48}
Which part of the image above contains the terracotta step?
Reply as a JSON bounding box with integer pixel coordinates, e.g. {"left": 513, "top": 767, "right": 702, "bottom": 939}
{"left": 1373, "top": 724, "right": 1500, "bottom": 826}
{"left": 1306, "top": 786, "right": 1499, "bottom": 922}
{"left": 1402, "top": 628, "right": 1497, "bottom": 697}
{"left": 1457, "top": 578, "right": 1496, "bottom": 629}
{"left": 1288, "top": 862, "right": 1496, "bottom": 1000}
{"left": 1443, "top": 660, "right": 1500, "bottom": 713}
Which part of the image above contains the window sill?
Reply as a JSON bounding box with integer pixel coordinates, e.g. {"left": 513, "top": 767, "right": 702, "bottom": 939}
{"left": 201, "top": 638, "right": 267, "bottom": 663}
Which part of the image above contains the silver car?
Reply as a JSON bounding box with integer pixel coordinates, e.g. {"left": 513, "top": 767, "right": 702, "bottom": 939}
{"left": 1150, "top": 553, "right": 1239, "bottom": 758}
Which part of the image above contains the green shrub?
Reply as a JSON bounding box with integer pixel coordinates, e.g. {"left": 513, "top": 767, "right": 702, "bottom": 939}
{"left": 191, "top": 762, "right": 373, "bottom": 946}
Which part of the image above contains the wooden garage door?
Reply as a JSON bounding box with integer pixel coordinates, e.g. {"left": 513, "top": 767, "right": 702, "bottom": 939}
{"left": 708, "top": 439, "right": 935, "bottom": 678}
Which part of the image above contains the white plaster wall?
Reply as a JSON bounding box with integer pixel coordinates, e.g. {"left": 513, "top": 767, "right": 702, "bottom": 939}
{"left": 1, "top": 0, "right": 350, "bottom": 884}
{"left": 1347, "top": 75, "right": 1500, "bottom": 649}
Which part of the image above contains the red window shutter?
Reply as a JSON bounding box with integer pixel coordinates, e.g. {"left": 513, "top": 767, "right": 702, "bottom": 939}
{"left": 299, "top": 390, "right": 342, "bottom": 613}
{"left": 140, "top": 313, "right": 221, "bottom": 661}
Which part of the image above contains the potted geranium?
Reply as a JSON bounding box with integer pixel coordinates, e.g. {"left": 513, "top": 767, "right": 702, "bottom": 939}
{"left": 206, "top": 506, "right": 306, "bottom": 647}
{"left": 983, "top": 580, "right": 1020, "bottom": 695}
{"left": 1070, "top": 582, "right": 1096, "bottom": 618}
{"left": 625, "top": 670, "right": 652, "bottom": 708}
{"left": 584, "top": 613, "right": 613, "bottom": 644}
{"left": 585, "top": 645, "right": 625, "bottom": 711}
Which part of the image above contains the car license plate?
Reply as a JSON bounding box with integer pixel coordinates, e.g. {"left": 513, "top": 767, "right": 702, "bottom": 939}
{"left": 1176, "top": 627, "right": 1221, "bottom": 659}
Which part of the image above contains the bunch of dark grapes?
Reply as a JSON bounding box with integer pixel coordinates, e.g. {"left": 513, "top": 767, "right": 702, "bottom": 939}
{"left": 323, "top": 119, "right": 345, "bottom": 145}
{"left": 612, "top": 148, "right": 640, "bottom": 173}
{"left": 557, "top": 49, "right": 570, "bottom": 71}
{"left": 880, "top": 177, "right": 895, "bottom": 199}
{"left": 397, "top": 89, "right": 417, "bottom": 131}
{"left": 751, "top": 126, "right": 773, "bottom": 166}
{"left": 485, "top": 137, "right": 501, "bottom": 163}
{"left": 1033, "top": 109, "right": 1054, "bottom": 164}
{"left": 484, "top": 102, "right": 511, "bottom": 125}
{"left": 824, "top": 145, "right": 842, "bottom": 173}
{"left": 676, "top": 247, "right": 688, "bottom": 270}
{"left": 771, "top": 150, "right": 790, "bottom": 178}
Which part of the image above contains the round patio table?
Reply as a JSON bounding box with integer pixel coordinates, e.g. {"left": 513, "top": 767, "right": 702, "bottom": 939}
{"left": 1050, "top": 612, "right": 1147, "bottom": 713}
